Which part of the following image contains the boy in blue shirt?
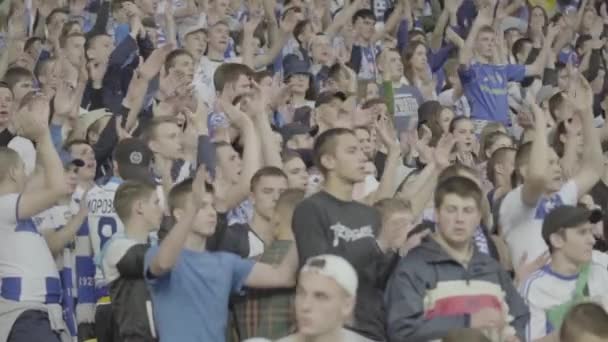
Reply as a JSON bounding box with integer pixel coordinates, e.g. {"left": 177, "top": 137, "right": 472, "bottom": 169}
{"left": 144, "top": 169, "right": 297, "bottom": 342}
{"left": 458, "top": 3, "right": 557, "bottom": 127}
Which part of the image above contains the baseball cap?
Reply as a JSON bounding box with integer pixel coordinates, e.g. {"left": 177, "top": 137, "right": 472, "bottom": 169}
{"left": 179, "top": 22, "right": 207, "bottom": 43}
{"left": 280, "top": 123, "right": 315, "bottom": 145}
{"left": 283, "top": 54, "right": 311, "bottom": 80}
{"left": 301, "top": 255, "right": 358, "bottom": 297}
{"left": 542, "top": 205, "right": 603, "bottom": 246}
{"left": 314, "top": 91, "right": 346, "bottom": 108}
{"left": 113, "top": 138, "right": 154, "bottom": 182}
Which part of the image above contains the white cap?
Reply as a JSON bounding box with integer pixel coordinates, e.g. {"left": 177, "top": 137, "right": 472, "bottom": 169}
{"left": 301, "top": 255, "right": 358, "bottom": 297}
{"left": 179, "top": 23, "right": 207, "bottom": 43}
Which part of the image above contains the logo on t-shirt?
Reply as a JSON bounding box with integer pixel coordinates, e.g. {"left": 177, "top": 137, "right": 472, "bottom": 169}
{"left": 535, "top": 195, "right": 564, "bottom": 220}
{"left": 329, "top": 222, "right": 374, "bottom": 247}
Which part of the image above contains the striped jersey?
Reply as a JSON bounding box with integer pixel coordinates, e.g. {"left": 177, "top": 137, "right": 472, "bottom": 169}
{"left": 34, "top": 203, "right": 79, "bottom": 337}
{"left": 519, "top": 262, "right": 608, "bottom": 341}
{"left": 0, "top": 193, "right": 61, "bottom": 304}
{"left": 87, "top": 177, "right": 125, "bottom": 287}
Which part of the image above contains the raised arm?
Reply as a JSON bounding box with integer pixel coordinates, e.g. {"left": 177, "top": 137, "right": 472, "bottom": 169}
{"left": 43, "top": 203, "right": 88, "bottom": 257}
{"left": 459, "top": 4, "right": 492, "bottom": 68}
{"left": 429, "top": 6, "right": 450, "bottom": 51}
{"left": 221, "top": 100, "right": 262, "bottom": 210}
{"left": 325, "top": 0, "right": 364, "bottom": 38}
{"left": 559, "top": 122, "right": 579, "bottom": 180}
{"left": 570, "top": 75, "right": 603, "bottom": 197}
{"left": 521, "top": 98, "right": 549, "bottom": 207}
{"left": 245, "top": 245, "right": 298, "bottom": 288}
{"left": 148, "top": 167, "right": 205, "bottom": 277}
{"left": 250, "top": 86, "right": 282, "bottom": 168}
{"left": 15, "top": 96, "right": 69, "bottom": 220}
{"left": 371, "top": 0, "right": 404, "bottom": 44}
{"left": 367, "top": 120, "right": 402, "bottom": 204}
{"left": 397, "top": 134, "right": 454, "bottom": 219}
{"left": 525, "top": 24, "right": 558, "bottom": 77}
{"left": 252, "top": 14, "right": 294, "bottom": 70}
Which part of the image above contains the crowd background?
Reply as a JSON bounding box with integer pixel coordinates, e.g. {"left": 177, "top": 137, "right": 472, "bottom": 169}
{"left": 1, "top": 0, "right": 608, "bottom": 341}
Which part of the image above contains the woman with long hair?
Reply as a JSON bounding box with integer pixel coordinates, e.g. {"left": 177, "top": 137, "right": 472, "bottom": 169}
{"left": 401, "top": 40, "right": 436, "bottom": 100}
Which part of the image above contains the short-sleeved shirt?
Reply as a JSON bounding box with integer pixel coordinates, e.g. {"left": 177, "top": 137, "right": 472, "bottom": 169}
{"left": 459, "top": 63, "right": 526, "bottom": 125}
{"left": 381, "top": 80, "right": 424, "bottom": 133}
{"left": 0, "top": 193, "right": 61, "bottom": 304}
{"left": 499, "top": 180, "right": 578, "bottom": 267}
{"left": 144, "top": 247, "right": 254, "bottom": 342}
{"left": 519, "top": 262, "right": 608, "bottom": 340}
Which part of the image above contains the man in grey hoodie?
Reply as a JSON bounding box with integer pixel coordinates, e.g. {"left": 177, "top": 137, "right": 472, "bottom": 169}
{"left": 385, "top": 176, "right": 529, "bottom": 342}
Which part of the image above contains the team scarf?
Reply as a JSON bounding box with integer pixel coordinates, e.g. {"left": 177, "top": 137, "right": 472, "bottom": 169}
{"left": 72, "top": 188, "right": 97, "bottom": 326}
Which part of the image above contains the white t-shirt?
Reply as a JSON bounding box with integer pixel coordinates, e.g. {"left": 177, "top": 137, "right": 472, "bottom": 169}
{"left": 499, "top": 181, "right": 578, "bottom": 267}
{"left": 193, "top": 56, "right": 242, "bottom": 107}
{"left": 0, "top": 193, "right": 60, "bottom": 303}
{"left": 519, "top": 262, "right": 608, "bottom": 341}
{"left": 8, "top": 136, "right": 36, "bottom": 176}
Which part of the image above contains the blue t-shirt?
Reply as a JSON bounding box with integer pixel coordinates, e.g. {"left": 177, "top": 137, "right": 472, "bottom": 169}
{"left": 459, "top": 63, "right": 526, "bottom": 125}
{"left": 144, "top": 247, "right": 254, "bottom": 342}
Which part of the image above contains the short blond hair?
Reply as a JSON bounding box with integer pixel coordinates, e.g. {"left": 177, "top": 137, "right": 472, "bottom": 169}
{"left": 373, "top": 198, "right": 412, "bottom": 223}
{"left": 114, "top": 181, "right": 156, "bottom": 223}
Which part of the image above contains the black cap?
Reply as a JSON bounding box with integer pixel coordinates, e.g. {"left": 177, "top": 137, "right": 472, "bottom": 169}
{"left": 315, "top": 91, "right": 346, "bottom": 108}
{"left": 114, "top": 138, "right": 154, "bottom": 182}
{"left": 280, "top": 123, "right": 316, "bottom": 144}
{"left": 283, "top": 54, "right": 311, "bottom": 80}
{"left": 542, "top": 205, "right": 603, "bottom": 246}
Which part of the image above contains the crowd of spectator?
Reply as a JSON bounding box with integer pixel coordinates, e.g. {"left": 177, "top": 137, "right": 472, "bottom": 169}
{"left": 1, "top": 0, "right": 608, "bottom": 341}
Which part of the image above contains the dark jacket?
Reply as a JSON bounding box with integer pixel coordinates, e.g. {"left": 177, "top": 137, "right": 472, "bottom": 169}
{"left": 385, "top": 237, "right": 529, "bottom": 342}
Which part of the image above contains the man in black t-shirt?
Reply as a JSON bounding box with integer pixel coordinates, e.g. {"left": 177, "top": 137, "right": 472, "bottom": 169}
{"left": 292, "top": 128, "right": 393, "bottom": 342}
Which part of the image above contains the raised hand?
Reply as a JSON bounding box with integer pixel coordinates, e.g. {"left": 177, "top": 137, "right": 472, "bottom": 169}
{"left": 244, "top": 11, "right": 263, "bottom": 34}
{"left": 400, "top": 229, "right": 431, "bottom": 256}
{"left": 140, "top": 44, "right": 175, "bottom": 81}
{"left": 514, "top": 251, "right": 550, "bottom": 285}
{"left": 14, "top": 94, "right": 51, "bottom": 142}
{"left": 376, "top": 115, "right": 400, "bottom": 152}
{"left": 53, "top": 80, "right": 78, "bottom": 118}
{"left": 545, "top": 23, "right": 560, "bottom": 43}
{"left": 568, "top": 73, "right": 593, "bottom": 113}
{"left": 247, "top": 81, "right": 269, "bottom": 119}
{"left": 191, "top": 165, "right": 208, "bottom": 209}
{"left": 434, "top": 133, "right": 456, "bottom": 169}
{"left": 445, "top": 0, "right": 464, "bottom": 14}
{"left": 115, "top": 116, "right": 133, "bottom": 141}
{"left": 219, "top": 97, "right": 249, "bottom": 127}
